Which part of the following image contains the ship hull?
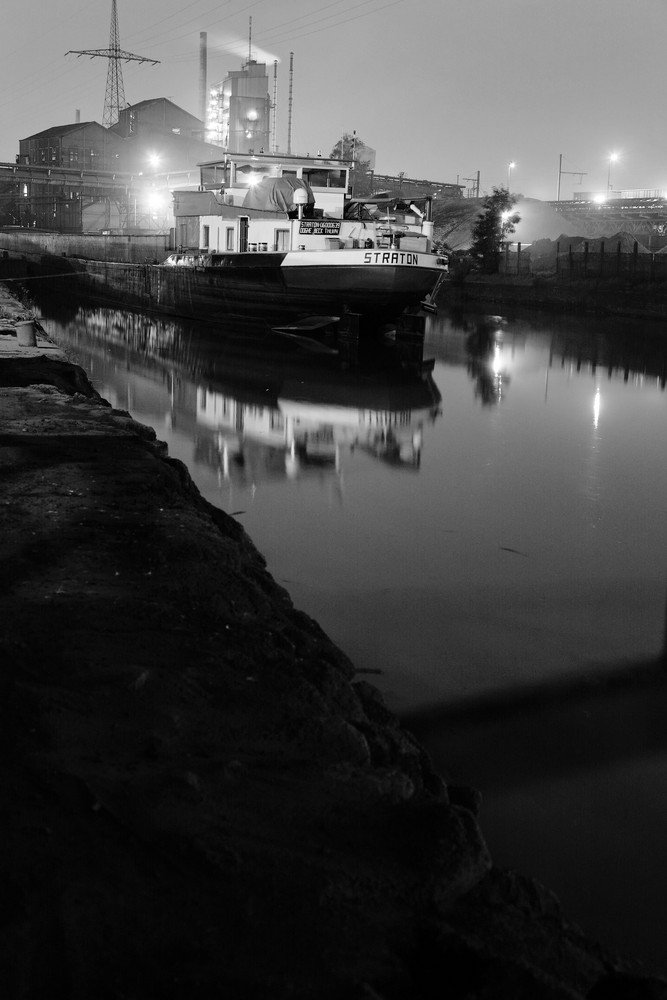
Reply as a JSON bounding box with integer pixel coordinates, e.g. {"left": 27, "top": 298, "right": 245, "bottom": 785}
{"left": 0, "top": 234, "right": 446, "bottom": 328}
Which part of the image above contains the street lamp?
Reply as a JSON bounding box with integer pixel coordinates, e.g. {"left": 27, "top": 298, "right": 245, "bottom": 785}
{"left": 507, "top": 161, "right": 516, "bottom": 190}
{"left": 607, "top": 152, "right": 618, "bottom": 193}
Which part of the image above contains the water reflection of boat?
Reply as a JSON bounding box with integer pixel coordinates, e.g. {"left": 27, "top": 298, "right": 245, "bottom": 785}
{"left": 31, "top": 302, "right": 442, "bottom": 486}
{"left": 197, "top": 371, "right": 441, "bottom": 482}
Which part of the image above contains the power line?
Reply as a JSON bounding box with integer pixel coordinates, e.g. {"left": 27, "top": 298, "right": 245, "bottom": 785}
{"left": 118, "top": 0, "right": 409, "bottom": 57}
{"left": 66, "top": 0, "right": 159, "bottom": 127}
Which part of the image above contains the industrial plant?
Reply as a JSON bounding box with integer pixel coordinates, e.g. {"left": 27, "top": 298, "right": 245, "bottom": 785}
{"left": 0, "top": 1, "right": 457, "bottom": 234}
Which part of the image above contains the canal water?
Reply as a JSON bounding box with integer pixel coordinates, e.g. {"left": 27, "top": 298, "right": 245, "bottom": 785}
{"left": 28, "top": 289, "right": 667, "bottom": 976}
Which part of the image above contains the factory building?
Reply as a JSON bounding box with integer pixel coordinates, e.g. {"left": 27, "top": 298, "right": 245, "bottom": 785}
{"left": 11, "top": 101, "right": 223, "bottom": 232}
{"left": 206, "top": 60, "right": 271, "bottom": 155}
{"left": 18, "top": 122, "right": 124, "bottom": 172}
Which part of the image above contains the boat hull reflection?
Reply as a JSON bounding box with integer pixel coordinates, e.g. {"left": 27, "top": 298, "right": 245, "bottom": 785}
{"left": 32, "top": 300, "right": 442, "bottom": 484}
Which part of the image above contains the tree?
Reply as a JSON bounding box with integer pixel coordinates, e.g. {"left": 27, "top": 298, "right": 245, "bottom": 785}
{"left": 329, "top": 132, "right": 374, "bottom": 196}
{"left": 469, "top": 187, "right": 520, "bottom": 273}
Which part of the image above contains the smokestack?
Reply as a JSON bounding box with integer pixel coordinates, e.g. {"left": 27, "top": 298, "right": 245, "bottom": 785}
{"left": 272, "top": 60, "right": 278, "bottom": 153}
{"left": 75, "top": 109, "right": 81, "bottom": 123}
{"left": 199, "top": 32, "right": 207, "bottom": 126}
{"left": 287, "top": 52, "right": 294, "bottom": 155}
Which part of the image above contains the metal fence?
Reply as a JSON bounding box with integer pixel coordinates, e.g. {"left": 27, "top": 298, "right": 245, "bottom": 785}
{"left": 500, "top": 239, "right": 667, "bottom": 281}
{"left": 555, "top": 241, "right": 667, "bottom": 280}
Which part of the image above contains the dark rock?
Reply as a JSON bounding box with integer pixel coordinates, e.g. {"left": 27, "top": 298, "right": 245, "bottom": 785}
{"left": 448, "top": 783, "right": 483, "bottom": 817}
{"left": 588, "top": 972, "right": 667, "bottom": 999}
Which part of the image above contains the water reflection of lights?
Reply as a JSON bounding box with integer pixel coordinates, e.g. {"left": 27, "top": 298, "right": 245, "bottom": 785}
{"left": 585, "top": 382, "right": 603, "bottom": 512}
{"left": 492, "top": 344, "right": 508, "bottom": 400}
{"left": 469, "top": 340, "right": 511, "bottom": 405}
{"left": 593, "top": 384, "right": 601, "bottom": 429}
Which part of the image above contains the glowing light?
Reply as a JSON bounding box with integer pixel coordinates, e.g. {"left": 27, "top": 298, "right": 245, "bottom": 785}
{"left": 147, "top": 153, "right": 161, "bottom": 169}
{"left": 593, "top": 193, "right": 606, "bottom": 204}
{"left": 146, "top": 190, "right": 169, "bottom": 213}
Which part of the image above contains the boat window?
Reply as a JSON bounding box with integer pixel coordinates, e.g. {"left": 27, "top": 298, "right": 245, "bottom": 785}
{"left": 238, "top": 217, "right": 249, "bottom": 253}
{"left": 235, "top": 164, "right": 272, "bottom": 187}
{"left": 274, "top": 229, "right": 290, "bottom": 251}
{"left": 226, "top": 227, "right": 234, "bottom": 251}
{"left": 202, "top": 225, "right": 210, "bottom": 249}
{"left": 303, "top": 169, "right": 346, "bottom": 189}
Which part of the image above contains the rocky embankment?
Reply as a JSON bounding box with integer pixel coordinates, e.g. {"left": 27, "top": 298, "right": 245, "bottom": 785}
{"left": 0, "top": 284, "right": 665, "bottom": 999}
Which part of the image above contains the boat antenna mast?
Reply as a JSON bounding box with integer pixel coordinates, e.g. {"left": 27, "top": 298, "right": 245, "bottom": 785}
{"left": 66, "top": 0, "right": 160, "bottom": 127}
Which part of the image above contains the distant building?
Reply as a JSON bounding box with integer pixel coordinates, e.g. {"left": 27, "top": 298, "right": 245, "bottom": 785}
{"left": 19, "top": 101, "right": 223, "bottom": 175}
{"left": 18, "top": 122, "right": 124, "bottom": 172}
{"left": 206, "top": 60, "right": 271, "bottom": 154}
{"left": 15, "top": 101, "right": 227, "bottom": 232}
{"left": 110, "top": 98, "right": 224, "bottom": 173}
{"left": 371, "top": 172, "right": 464, "bottom": 201}
{"left": 112, "top": 98, "right": 205, "bottom": 142}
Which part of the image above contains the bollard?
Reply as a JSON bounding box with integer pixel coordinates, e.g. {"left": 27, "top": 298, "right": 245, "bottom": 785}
{"left": 16, "top": 320, "right": 37, "bottom": 347}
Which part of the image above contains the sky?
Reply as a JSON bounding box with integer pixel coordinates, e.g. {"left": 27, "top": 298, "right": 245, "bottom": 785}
{"left": 1, "top": 0, "right": 667, "bottom": 201}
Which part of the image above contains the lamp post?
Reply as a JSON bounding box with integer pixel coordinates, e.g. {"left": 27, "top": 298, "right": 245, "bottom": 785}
{"left": 507, "top": 161, "right": 515, "bottom": 190}
{"left": 607, "top": 152, "right": 618, "bottom": 193}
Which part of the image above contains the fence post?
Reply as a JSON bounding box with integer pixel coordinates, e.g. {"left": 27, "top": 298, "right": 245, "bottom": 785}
{"left": 584, "top": 241, "right": 589, "bottom": 277}
{"left": 633, "top": 241, "right": 638, "bottom": 274}
{"left": 556, "top": 240, "right": 560, "bottom": 275}
{"left": 617, "top": 241, "right": 621, "bottom": 275}
{"left": 517, "top": 242, "right": 521, "bottom": 275}
{"left": 600, "top": 240, "right": 604, "bottom": 276}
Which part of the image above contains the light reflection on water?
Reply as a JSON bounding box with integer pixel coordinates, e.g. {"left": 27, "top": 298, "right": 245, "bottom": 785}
{"left": 31, "top": 294, "right": 667, "bottom": 975}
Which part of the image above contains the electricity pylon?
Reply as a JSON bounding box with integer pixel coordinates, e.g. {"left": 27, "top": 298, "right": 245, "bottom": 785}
{"left": 67, "top": 0, "right": 159, "bottom": 127}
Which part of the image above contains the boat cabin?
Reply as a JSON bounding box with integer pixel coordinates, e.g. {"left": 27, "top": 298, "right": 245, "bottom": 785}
{"left": 171, "top": 151, "right": 434, "bottom": 255}
{"left": 199, "top": 151, "right": 351, "bottom": 216}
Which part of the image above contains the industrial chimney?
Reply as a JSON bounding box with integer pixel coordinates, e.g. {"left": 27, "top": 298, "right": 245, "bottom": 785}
{"left": 287, "top": 52, "right": 294, "bottom": 155}
{"left": 199, "top": 32, "right": 207, "bottom": 126}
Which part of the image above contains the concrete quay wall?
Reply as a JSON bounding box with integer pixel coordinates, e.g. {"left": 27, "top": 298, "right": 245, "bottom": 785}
{"left": 0, "top": 227, "right": 171, "bottom": 264}
{"left": 0, "top": 284, "right": 665, "bottom": 998}
{"left": 444, "top": 273, "right": 667, "bottom": 322}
